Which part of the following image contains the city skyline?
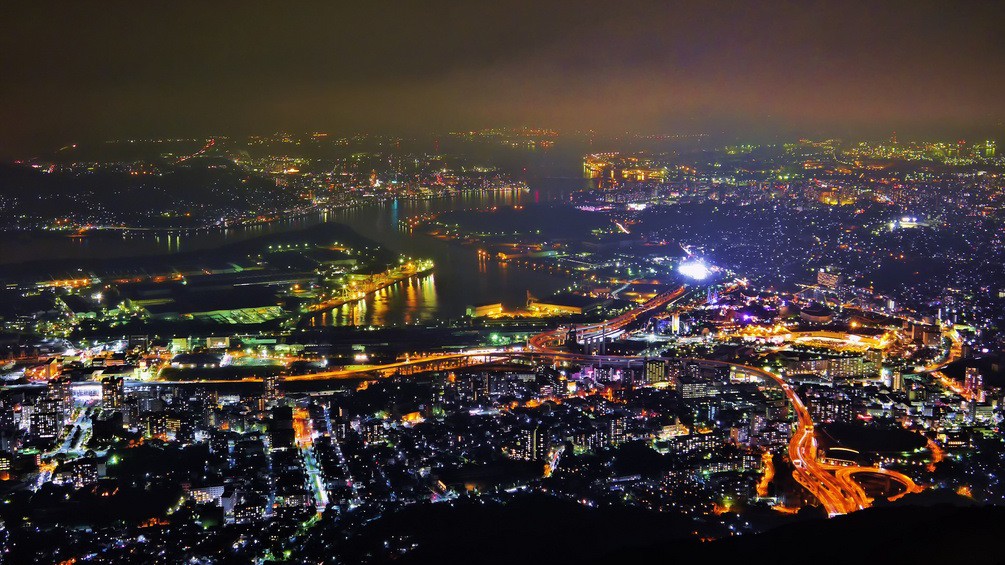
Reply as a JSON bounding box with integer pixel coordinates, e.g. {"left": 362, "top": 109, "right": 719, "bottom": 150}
{"left": 3, "top": 2, "right": 1005, "bottom": 563}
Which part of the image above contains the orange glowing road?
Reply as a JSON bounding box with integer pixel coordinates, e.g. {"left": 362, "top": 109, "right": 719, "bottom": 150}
{"left": 293, "top": 407, "right": 314, "bottom": 448}
{"left": 529, "top": 286, "right": 686, "bottom": 351}
{"left": 285, "top": 282, "right": 923, "bottom": 516}
{"left": 283, "top": 352, "right": 504, "bottom": 381}
{"left": 756, "top": 451, "right": 774, "bottom": 498}
{"left": 926, "top": 438, "right": 944, "bottom": 473}
{"left": 833, "top": 466, "right": 923, "bottom": 503}
{"left": 150, "top": 353, "right": 924, "bottom": 515}
{"left": 751, "top": 364, "right": 923, "bottom": 515}
{"left": 528, "top": 286, "right": 923, "bottom": 518}
{"left": 140, "top": 352, "right": 509, "bottom": 386}
{"left": 146, "top": 281, "right": 926, "bottom": 516}
{"left": 743, "top": 365, "right": 862, "bottom": 515}
{"left": 924, "top": 328, "right": 967, "bottom": 397}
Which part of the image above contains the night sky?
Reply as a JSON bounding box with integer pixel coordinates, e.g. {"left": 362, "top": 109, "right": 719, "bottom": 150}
{"left": 3, "top": 0, "right": 1004, "bottom": 156}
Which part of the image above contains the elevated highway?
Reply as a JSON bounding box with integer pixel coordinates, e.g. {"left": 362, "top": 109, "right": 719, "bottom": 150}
{"left": 130, "top": 281, "right": 924, "bottom": 513}
{"left": 271, "top": 347, "right": 924, "bottom": 516}
{"left": 530, "top": 285, "right": 687, "bottom": 349}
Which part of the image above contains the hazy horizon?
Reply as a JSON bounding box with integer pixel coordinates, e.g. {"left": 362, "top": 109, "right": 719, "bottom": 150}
{"left": 3, "top": 0, "right": 1004, "bottom": 157}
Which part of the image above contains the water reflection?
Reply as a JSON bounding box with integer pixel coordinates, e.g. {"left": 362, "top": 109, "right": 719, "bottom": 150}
{"left": 3, "top": 179, "right": 584, "bottom": 323}
{"left": 313, "top": 273, "right": 438, "bottom": 327}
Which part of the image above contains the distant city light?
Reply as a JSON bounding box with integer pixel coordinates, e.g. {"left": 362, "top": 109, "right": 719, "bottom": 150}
{"left": 679, "top": 260, "right": 711, "bottom": 280}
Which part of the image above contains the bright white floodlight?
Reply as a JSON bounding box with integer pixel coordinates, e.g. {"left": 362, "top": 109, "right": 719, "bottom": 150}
{"left": 679, "top": 260, "right": 711, "bottom": 280}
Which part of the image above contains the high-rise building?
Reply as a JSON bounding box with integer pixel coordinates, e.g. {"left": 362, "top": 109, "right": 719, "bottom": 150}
{"left": 101, "top": 376, "right": 125, "bottom": 409}
{"left": 890, "top": 371, "right": 904, "bottom": 392}
{"left": 263, "top": 373, "right": 281, "bottom": 403}
{"left": 517, "top": 425, "right": 550, "bottom": 461}
{"left": 30, "top": 397, "right": 63, "bottom": 440}
{"left": 665, "top": 361, "right": 682, "bottom": 390}
{"left": 645, "top": 359, "right": 666, "bottom": 385}
{"left": 142, "top": 413, "right": 168, "bottom": 437}
{"left": 964, "top": 367, "right": 985, "bottom": 402}
{"left": 49, "top": 376, "right": 73, "bottom": 416}
{"left": 608, "top": 416, "right": 626, "bottom": 445}
{"left": 817, "top": 266, "right": 843, "bottom": 290}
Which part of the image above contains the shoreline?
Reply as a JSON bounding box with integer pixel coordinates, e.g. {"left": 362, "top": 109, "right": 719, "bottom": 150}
{"left": 0, "top": 185, "right": 532, "bottom": 237}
